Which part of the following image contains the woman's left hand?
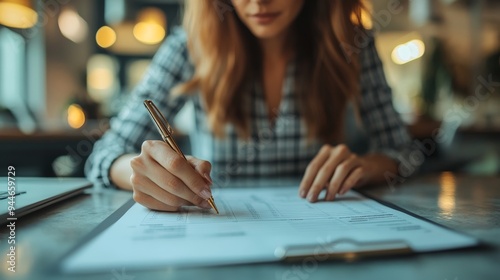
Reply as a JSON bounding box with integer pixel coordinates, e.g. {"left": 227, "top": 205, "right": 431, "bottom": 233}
{"left": 299, "top": 144, "right": 370, "bottom": 202}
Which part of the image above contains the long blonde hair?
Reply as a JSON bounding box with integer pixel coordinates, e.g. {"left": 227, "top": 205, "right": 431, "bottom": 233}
{"left": 173, "top": 0, "right": 366, "bottom": 142}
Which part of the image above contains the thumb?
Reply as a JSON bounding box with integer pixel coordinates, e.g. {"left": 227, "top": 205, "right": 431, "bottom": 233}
{"left": 186, "top": 156, "right": 213, "bottom": 184}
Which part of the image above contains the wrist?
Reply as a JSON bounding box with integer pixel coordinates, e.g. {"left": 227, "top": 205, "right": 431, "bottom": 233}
{"left": 110, "top": 154, "right": 137, "bottom": 191}
{"left": 360, "top": 154, "right": 398, "bottom": 185}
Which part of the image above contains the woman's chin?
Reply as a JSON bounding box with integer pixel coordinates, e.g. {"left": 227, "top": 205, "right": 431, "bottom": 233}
{"left": 247, "top": 26, "right": 286, "bottom": 40}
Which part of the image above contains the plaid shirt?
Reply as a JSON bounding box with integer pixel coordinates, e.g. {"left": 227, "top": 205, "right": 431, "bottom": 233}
{"left": 85, "top": 28, "right": 412, "bottom": 188}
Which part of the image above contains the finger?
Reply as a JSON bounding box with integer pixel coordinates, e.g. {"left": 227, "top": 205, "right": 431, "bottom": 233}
{"left": 133, "top": 191, "right": 181, "bottom": 212}
{"left": 339, "top": 167, "right": 364, "bottom": 195}
{"left": 299, "top": 145, "right": 332, "bottom": 198}
{"left": 186, "top": 156, "right": 213, "bottom": 183}
{"left": 326, "top": 155, "right": 360, "bottom": 201}
{"left": 307, "top": 145, "right": 351, "bottom": 202}
{"left": 131, "top": 172, "right": 207, "bottom": 209}
{"left": 145, "top": 141, "right": 213, "bottom": 200}
{"left": 132, "top": 154, "right": 207, "bottom": 207}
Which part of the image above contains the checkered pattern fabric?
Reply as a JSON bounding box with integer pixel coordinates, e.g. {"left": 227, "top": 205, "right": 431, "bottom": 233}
{"left": 85, "top": 28, "right": 412, "bottom": 188}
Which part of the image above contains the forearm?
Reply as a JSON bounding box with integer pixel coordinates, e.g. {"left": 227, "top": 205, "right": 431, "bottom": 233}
{"left": 110, "top": 154, "right": 138, "bottom": 191}
{"left": 360, "top": 153, "right": 398, "bottom": 186}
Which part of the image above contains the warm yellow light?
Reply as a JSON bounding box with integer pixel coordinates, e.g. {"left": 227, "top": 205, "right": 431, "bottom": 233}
{"left": 0, "top": 2, "right": 38, "bottom": 29}
{"left": 133, "top": 7, "right": 166, "bottom": 45}
{"left": 137, "top": 7, "right": 166, "bottom": 26}
{"left": 360, "top": 11, "right": 373, "bottom": 30}
{"left": 96, "top": 26, "right": 117, "bottom": 48}
{"left": 67, "top": 104, "right": 86, "bottom": 129}
{"left": 133, "top": 22, "right": 165, "bottom": 45}
{"left": 438, "top": 172, "right": 456, "bottom": 217}
{"left": 351, "top": 9, "right": 373, "bottom": 29}
{"left": 88, "top": 67, "right": 113, "bottom": 90}
{"left": 58, "top": 9, "right": 88, "bottom": 43}
{"left": 391, "top": 39, "right": 426, "bottom": 65}
{"left": 87, "top": 54, "right": 117, "bottom": 103}
{"left": 351, "top": 0, "right": 372, "bottom": 29}
{"left": 440, "top": 172, "right": 456, "bottom": 188}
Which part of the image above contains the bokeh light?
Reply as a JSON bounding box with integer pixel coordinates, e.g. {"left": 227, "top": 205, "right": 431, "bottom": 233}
{"left": 67, "top": 104, "right": 86, "bottom": 129}
{"left": 96, "top": 26, "right": 117, "bottom": 48}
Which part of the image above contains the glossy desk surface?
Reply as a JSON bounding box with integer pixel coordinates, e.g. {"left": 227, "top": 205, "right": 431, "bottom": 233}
{"left": 1, "top": 174, "right": 499, "bottom": 280}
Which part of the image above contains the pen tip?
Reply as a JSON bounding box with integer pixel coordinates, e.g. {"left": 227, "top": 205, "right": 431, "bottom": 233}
{"left": 207, "top": 197, "right": 219, "bottom": 215}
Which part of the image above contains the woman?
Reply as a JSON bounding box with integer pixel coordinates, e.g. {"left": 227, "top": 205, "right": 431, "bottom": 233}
{"left": 86, "top": 0, "right": 411, "bottom": 211}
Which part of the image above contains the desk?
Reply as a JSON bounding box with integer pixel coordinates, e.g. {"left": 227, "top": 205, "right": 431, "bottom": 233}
{"left": 1, "top": 174, "right": 499, "bottom": 280}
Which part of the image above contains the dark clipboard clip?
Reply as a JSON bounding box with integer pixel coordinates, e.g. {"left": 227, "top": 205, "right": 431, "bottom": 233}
{"left": 274, "top": 238, "right": 413, "bottom": 262}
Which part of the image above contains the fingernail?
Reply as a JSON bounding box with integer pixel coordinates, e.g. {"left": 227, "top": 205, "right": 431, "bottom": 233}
{"left": 199, "top": 188, "right": 212, "bottom": 200}
{"left": 307, "top": 193, "right": 315, "bottom": 202}
{"left": 299, "top": 190, "right": 306, "bottom": 198}
{"left": 203, "top": 173, "right": 213, "bottom": 184}
{"left": 200, "top": 201, "right": 211, "bottom": 209}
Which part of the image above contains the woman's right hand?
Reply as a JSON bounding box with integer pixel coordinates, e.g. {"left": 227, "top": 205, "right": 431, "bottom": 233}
{"left": 129, "top": 140, "right": 214, "bottom": 212}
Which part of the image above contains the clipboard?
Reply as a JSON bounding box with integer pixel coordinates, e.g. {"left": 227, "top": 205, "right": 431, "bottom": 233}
{"left": 57, "top": 187, "right": 482, "bottom": 273}
{"left": 275, "top": 190, "right": 484, "bottom": 262}
{"left": 275, "top": 238, "right": 413, "bottom": 262}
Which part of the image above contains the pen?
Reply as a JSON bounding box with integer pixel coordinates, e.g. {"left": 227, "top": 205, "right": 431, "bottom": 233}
{"left": 143, "top": 99, "right": 219, "bottom": 214}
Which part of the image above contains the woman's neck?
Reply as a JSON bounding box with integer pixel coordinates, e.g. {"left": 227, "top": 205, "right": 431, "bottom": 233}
{"left": 258, "top": 30, "right": 292, "bottom": 63}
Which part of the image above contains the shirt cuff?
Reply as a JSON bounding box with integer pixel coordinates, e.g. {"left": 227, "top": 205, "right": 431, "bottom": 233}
{"left": 85, "top": 145, "right": 128, "bottom": 189}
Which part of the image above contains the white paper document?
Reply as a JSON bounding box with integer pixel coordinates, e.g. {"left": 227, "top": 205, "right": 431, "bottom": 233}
{"left": 62, "top": 187, "right": 478, "bottom": 272}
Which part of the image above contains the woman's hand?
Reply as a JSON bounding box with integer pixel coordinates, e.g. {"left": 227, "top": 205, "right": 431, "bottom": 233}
{"left": 299, "top": 144, "right": 370, "bottom": 202}
{"left": 129, "top": 140, "right": 214, "bottom": 212}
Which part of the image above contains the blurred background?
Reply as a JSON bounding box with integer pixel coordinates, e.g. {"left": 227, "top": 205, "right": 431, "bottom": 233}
{"left": 0, "top": 0, "right": 499, "bottom": 178}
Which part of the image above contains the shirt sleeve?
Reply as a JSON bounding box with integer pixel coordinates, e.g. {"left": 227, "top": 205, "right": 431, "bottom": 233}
{"left": 85, "top": 28, "right": 194, "bottom": 189}
{"left": 358, "top": 35, "right": 413, "bottom": 164}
